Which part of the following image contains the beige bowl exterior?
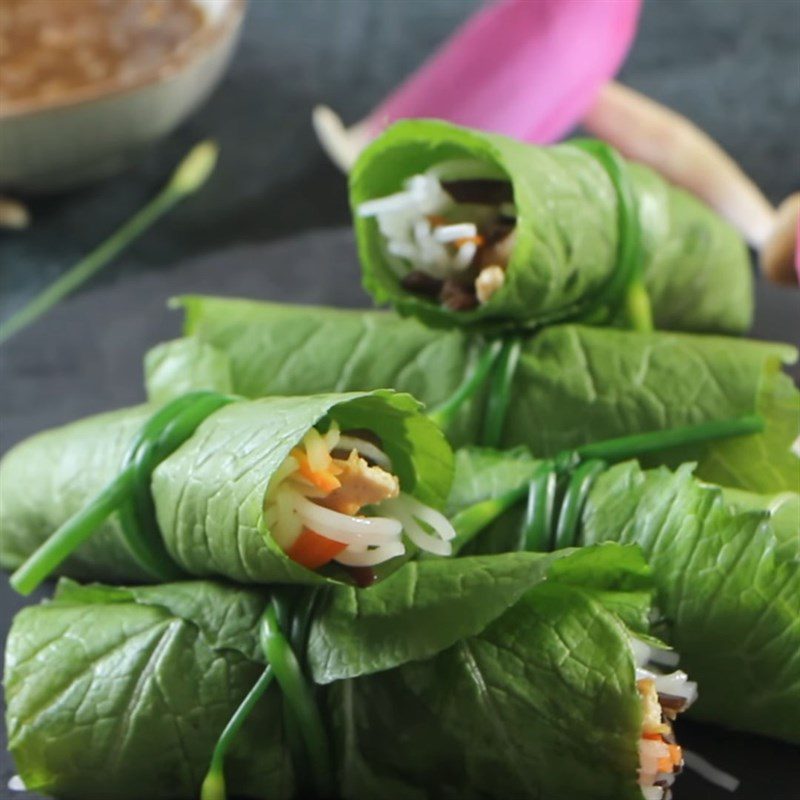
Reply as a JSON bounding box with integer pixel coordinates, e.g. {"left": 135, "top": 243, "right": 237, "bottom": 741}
{"left": 0, "top": 0, "right": 245, "bottom": 193}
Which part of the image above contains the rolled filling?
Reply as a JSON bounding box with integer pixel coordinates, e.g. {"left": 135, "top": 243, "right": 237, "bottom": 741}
{"left": 632, "top": 639, "right": 697, "bottom": 800}
{"left": 264, "top": 422, "right": 456, "bottom": 572}
{"left": 357, "top": 159, "right": 516, "bottom": 311}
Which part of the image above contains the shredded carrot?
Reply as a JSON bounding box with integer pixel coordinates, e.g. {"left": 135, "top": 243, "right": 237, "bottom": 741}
{"left": 656, "top": 756, "right": 674, "bottom": 773}
{"left": 455, "top": 234, "right": 485, "bottom": 247}
{"left": 645, "top": 739, "right": 681, "bottom": 774}
{"left": 286, "top": 527, "right": 347, "bottom": 570}
{"left": 291, "top": 448, "right": 342, "bottom": 493}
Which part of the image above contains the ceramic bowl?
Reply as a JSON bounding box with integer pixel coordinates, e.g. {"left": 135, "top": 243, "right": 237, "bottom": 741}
{"left": 0, "top": 0, "right": 246, "bottom": 193}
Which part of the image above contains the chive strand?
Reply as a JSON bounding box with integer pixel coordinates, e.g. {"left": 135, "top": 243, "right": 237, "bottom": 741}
{"left": 11, "top": 391, "right": 234, "bottom": 596}
{"left": 149, "top": 392, "right": 236, "bottom": 464}
{"left": 0, "top": 192, "right": 173, "bottom": 345}
{"left": 200, "top": 666, "right": 275, "bottom": 800}
{"left": 552, "top": 459, "right": 607, "bottom": 551}
{"left": 289, "top": 588, "right": 322, "bottom": 659}
{"left": 119, "top": 391, "right": 234, "bottom": 579}
{"left": 575, "top": 414, "right": 764, "bottom": 463}
{"left": 449, "top": 484, "right": 530, "bottom": 553}
{"left": 521, "top": 462, "right": 558, "bottom": 552}
{"left": 114, "top": 501, "right": 183, "bottom": 582}
{"left": 268, "top": 592, "right": 305, "bottom": 791}
{"left": 626, "top": 280, "right": 654, "bottom": 332}
{"left": 260, "top": 605, "right": 333, "bottom": 799}
{"left": 0, "top": 142, "right": 218, "bottom": 346}
{"left": 449, "top": 416, "right": 766, "bottom": 555}
{"left": 427, "top": 339, "right": 503, "bottom": 430}
{"left": 202, "top": 592, "right": 329, "bottom": 800}
{"left": 481, "top": 337, "right": 522, "bottom": 447}
{"left": 10, "top": 467, "right": 134, "bottom": 595}
{"left": 571, "top": 138, "right": 648, "bottom": 327}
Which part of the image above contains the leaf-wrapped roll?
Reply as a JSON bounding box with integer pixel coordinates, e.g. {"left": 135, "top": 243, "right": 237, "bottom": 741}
{"left": 0, "top": 391, "right": 453, "bottom": 586}
{"left": 446, "top": 447, "right": 800, "bottom": 743}
{"left": 147, "top": 296, "right": 799, "bottom": 492}
{"left": 4, "top": 546, "right": 694, "bottom": 800}
{"left": 350, "top": 120, "right": 752, "bottom": 333}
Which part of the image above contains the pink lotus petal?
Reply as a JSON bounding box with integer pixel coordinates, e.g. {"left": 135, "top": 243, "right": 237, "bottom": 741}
{"left": 314, "top": 0, "right": 641, "bottom": 170}
{"left": 366, "top": 0, "right": 641, "bottom": 143}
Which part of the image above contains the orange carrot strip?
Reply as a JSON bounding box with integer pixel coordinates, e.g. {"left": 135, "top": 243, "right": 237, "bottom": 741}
{"left": 286, "top": 527, "right": 347, "bottom": 570}
{"left": 455, "top": 235, "right": 485, "bottom": 247}
{"left": 657, "top": 757, "right": 674, "bottom": 773}
{"left": 292, "top": 448, "right": 341, "bottom": 493}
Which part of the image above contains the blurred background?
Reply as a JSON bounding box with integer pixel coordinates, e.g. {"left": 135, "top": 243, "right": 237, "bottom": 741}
{"left": 1, "top": 0, "right": 798, "bottom": 321}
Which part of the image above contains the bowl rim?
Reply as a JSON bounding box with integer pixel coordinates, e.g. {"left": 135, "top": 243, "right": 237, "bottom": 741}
{"left": 0, "top": 0, "right": 247, "bottom": 121}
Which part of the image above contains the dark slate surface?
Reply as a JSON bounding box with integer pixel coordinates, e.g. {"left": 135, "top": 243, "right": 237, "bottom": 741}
{"left": 1, "top": 0, "right": 799, "bottom": 798}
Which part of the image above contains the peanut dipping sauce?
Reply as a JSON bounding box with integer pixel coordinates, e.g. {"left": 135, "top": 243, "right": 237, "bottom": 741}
{"left": 0, "top": 0, "right": 206, "bottom": 109}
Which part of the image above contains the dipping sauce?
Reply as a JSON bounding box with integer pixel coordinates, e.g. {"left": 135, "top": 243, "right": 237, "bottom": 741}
{"left": 0, "top": 0, "right": 206, "bottom": 109}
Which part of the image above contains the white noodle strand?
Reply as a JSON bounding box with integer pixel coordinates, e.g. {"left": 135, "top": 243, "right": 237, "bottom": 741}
{"left": 293, "top": 493, "right": 402, "bottom": 545}
{"left": 454, "top": 240, "right": 477, "bottom": 269}
{"left": 334, "top": 542, "right": 406, "bottom": 567}
{"left": 397, "top": 512, "right": 452, "bottom": 556}
{"left": 682, "top": 751, "right": 740, "bottom": 792}
{"left": 388, "top": 494, "right": 457, "bottom": 541}
{"left": 433, "top": 222, "right": 477, "bottom": 243}
{"left": 336, "top": 436, "right": 392, "bottom": 469}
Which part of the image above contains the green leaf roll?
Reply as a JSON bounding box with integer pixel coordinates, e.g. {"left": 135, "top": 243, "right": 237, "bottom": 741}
{"left": 5, "top": 546, "right": 693, "bottom": 800}
{"left": 146, "top": 296, "right": 799, "bottom": 492}
{"left": 581, "top": 461, "right": 800, "bottom": 743}
{"left": 446, "top": 447, "right": 800, "bottom": 743}
{"left": 0, "top": 391, "right": 454, "bottom": 586}
{"left": 5, "top": 580, "right": 288, "bottom": 800}
{"left": 350, "top": 120, "right": 752, "bottom": 333}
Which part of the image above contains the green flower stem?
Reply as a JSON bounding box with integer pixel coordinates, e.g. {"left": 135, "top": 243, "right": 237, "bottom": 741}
{"left": 260, "top": 605, "right": 333, "bottom": 799}
{"left": 575, "top": 414, "right": 764, "bottom": 463}
{"left": 10, "top": 467, "right": 134, "bottom": 595}
{"left": 449, "top": 484, "right": 531, "bottom": 553}
{"left": 0, "top": 141, "right": 218, "bottom": 345}
{"left": 427, "top": 339, "right": 503, "bottom": 430}
{"left": 200, "top": 666, "right": 275, "bottom": 800}
{"left": 481, "top": 337, "right": 522, "bottom": 447}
